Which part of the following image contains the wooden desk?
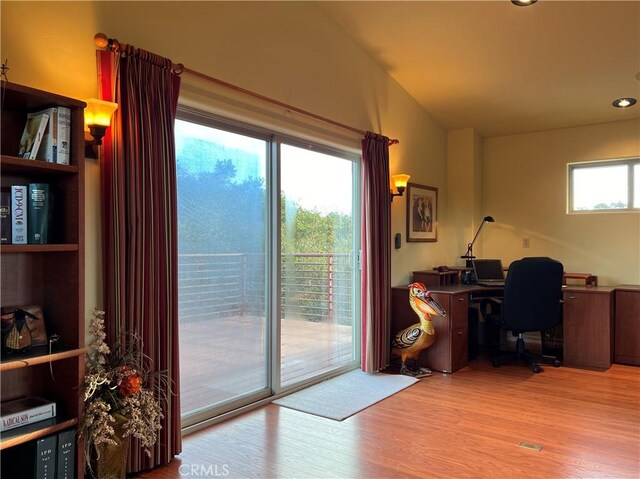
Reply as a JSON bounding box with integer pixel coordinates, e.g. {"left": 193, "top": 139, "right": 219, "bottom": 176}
{"left": 391, "top": 284, "right": 502, "bottom": 373}
{"left": 562, "top": 286, "right": 614, "bottom": 370}
{"left": 614, "top": 285, "right": 640, "bottom": 366}
{"left": 391, "top": 284, "right": 616, "bottom": 373}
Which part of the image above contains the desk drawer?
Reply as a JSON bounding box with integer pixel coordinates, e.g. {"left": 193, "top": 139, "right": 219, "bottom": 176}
{"left": 450, "top": 293, "right": 469, "bottom": 330}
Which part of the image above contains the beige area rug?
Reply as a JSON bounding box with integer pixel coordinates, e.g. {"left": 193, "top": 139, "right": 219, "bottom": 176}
{"left": 272, "top": 370, "right": 418, "bottom": 421}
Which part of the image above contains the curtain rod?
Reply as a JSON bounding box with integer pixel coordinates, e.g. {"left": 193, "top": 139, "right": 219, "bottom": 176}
{"left": 94, "top": 33, "right": 399, "bottom": 145}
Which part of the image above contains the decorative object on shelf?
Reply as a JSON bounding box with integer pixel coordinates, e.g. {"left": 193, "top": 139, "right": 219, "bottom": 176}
{"left": 460, "top": 215, "right": 495, "bottom": 267}
{"left": 406, "top": 183, "right": 438, "bottom": 242}
{"left": 83, "top": 98, "right": 118, "bottom": 159}
{"left": 0, "top": 305, "right": 48, "bottom": 354}
{"left": 80, "top": 309, "right": 163, "bottom": 478}
{"left": 391, "top": 282, "right": 447, "bottom": 376}
{"left": 389, "top": 174, "right": 410, "bottom": 202}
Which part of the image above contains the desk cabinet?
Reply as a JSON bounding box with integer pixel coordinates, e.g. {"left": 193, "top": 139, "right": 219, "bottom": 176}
{"left": 390, "top": 287, "right": 468, "bottom": 373}
{"left": 614, "top": 287, "right": 640, "bottom": 365}
{"left": 563, "top": 288, "right": 613, "bottom": 370}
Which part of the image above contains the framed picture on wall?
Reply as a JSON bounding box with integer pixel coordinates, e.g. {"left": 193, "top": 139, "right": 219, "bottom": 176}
{"left": 406, "top": 183, "right": 438, "bottom": 242}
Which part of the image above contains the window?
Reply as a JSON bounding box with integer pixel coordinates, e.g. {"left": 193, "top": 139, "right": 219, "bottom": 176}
{"left": 569, "top": 158, "right": 640, "bottom": 212}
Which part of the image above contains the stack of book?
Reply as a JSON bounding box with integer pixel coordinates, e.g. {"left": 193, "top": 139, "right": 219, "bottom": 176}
{"left": 1, "top": 183, "right": 52, "bottom": 245}
{"left": 1, "top": 396, "right": 57, "bottom": 432}
{"left": 16, "top": 106, "right": 71, "bottom": 165}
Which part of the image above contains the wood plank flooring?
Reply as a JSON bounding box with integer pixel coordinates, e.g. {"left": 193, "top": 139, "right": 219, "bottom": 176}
{"left": 135, "top": 358, "right": 640, "bottom": 478}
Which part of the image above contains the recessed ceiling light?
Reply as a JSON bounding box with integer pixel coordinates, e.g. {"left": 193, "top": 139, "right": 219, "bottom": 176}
{"left": 511, "top": 0, "right": 538, "bottom": 6}
{"left": 612, "top": 98, "right": 637, "bottom": 108}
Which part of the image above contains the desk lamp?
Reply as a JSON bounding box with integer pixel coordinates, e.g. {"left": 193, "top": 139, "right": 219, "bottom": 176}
{"left": 461, "top": 216, "right": 495, "bottom": 267}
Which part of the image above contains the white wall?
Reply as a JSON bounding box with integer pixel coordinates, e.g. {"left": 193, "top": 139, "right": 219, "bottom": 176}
{"left": 482, "top": 119, "right": 640, "bottom": 285}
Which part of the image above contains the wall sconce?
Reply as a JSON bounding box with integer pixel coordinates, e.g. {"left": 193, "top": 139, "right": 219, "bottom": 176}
{"left": 390, "top": 174, "right": 410, "bottom": 202}
{"left": 84, "top": 98, "right": 118, "bottom": 159}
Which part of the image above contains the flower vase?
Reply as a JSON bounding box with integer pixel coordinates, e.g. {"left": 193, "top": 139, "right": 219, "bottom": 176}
{"left": 94, "top": 415, "right": 130, "bottom": 479}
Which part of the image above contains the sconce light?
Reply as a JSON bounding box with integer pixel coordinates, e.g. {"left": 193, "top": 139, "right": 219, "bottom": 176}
{"left": 390, "top": 174, "right": 410, "bottom": 202}
{"left": 84, "top": 98, "right": 118, "bottom": 159}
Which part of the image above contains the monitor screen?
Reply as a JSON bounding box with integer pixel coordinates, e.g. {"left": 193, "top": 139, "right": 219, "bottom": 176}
{"left": 472, "top": 259, "right": 505, "bottom": 280}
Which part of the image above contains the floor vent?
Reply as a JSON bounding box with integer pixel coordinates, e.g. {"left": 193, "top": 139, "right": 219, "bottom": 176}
{"left": 519, "top": 441, "right": 543, "bottom": 451}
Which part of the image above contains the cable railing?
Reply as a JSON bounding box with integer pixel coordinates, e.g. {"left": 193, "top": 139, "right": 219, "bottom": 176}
{"left": 178, "top": 253, "right": 353, "bottom": 324}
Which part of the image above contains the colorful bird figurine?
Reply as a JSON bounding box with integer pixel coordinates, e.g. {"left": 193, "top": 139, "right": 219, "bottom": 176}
{"left": 391, "top": 282, "right": 447, "bottom": 376}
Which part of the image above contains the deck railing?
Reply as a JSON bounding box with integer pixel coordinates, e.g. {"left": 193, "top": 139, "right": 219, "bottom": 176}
{"left": 178, "top": 253, "right": 353, "bottom": 324}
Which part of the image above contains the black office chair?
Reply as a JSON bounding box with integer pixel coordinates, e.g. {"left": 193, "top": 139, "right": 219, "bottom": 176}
{"left": 481, "top": 257, "right": 564, "bottom": 373}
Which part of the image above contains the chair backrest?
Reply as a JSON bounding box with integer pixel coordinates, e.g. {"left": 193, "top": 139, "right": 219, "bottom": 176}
{"left": 501, "top": 257, "right": 564, "bottom": 333}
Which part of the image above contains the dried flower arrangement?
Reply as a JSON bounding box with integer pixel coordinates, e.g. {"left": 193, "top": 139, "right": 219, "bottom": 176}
{"left": 80, "top": 309, "right": 163, "bottom": 467}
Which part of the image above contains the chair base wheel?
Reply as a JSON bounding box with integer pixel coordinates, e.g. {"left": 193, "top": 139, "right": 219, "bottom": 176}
{"left": 531, "top": 363, "right": 542, "bottom": 373}
{"left": 552, "top": 359, "right": 561, "bottom": 367}
{"left": 491, "top": 358, "right": 500, "bottom": 368}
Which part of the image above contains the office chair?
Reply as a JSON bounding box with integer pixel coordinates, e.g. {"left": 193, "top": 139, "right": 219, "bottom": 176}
{"left": 481, "top": 257, "right": 564, "bottom": 373}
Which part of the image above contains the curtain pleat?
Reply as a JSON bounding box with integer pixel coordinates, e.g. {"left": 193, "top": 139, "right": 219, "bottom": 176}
{"left": 360, "top": 132, "right": 391, "bottom": 372}
{"left": 98, "top": 50, "right": 182, "bottom": 473}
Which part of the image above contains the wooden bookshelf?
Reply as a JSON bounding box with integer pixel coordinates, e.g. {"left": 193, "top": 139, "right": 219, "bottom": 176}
{"left": 0, "top": 81, "right": 86, "bottom": 478}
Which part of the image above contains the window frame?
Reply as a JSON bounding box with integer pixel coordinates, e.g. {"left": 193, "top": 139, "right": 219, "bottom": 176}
{"left": 568, "top": 157, "right": 640, "bottom": 213}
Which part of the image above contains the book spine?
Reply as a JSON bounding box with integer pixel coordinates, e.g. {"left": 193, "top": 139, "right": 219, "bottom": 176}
{"left": 56, "top": 107, "right": 71, "bottom": 165}
{"left": 0, "top": 189, "right": 11, "bottom": 244}
{"left": 36, "top": 434, "right": 57, "bottom": 479}
{"left": 27, "top": 183, "right": 50, "bottom": 244}
{"left": 35, "top": 107, "right": 56, "bottom": 163}
{"left": 26, "top": 113, "right": 49, "bottom": 160}
{"left": 56, "top": 429, "right": 76, "bottom": 479}
{"left": 11, "top": 185, "right": 27, "bottom": 244}
{"left": 0, "top": 401, "right": 56, "bottom": 432}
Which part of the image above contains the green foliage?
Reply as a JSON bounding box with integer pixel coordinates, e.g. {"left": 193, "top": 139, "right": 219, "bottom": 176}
{"left": 177, "top": 138, "right": 352, "bottom": 255}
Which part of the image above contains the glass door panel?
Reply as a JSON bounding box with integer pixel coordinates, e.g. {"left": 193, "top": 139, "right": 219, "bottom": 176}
{"left": 176, "top": 119, "right": 269, "bottom": 422}
{"left": 280, "top": 143, "right": 358, "bottom": 387}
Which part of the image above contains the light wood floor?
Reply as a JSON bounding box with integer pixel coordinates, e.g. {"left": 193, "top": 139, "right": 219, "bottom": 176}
{"left": 135, "top": 358, "right": 640, "bottom": 478}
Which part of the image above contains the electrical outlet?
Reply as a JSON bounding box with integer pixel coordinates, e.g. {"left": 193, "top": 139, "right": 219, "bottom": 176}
{"left": 523, "top": 237, "right": 530, "bottom": 248}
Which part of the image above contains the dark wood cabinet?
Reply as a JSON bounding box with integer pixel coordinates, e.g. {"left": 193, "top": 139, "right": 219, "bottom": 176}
{"left": 614, "top": 286, "right": 640, "bottom": 366}
{"left": 1, "top": 81, "right": 85, "bottom": 477}
{"left": 563, "top": 287, "right": 614, "bottom": 370}
{"left": 391, "top": 287, "right": 468, "bottom": 373}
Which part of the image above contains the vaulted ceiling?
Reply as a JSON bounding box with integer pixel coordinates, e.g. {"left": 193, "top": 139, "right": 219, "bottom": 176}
{"left": 319, "top": 1, "right": 640, "bottom": 137}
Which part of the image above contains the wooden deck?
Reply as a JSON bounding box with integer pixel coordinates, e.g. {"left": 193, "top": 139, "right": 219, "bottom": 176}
{"left": 138, "top": 359, "right": 640, "bottom": 479}
{"left": 180, "top": 315, "right": 353, "bottom": 414}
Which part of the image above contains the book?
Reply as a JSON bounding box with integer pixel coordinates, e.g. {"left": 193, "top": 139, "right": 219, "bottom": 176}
{"left": 1, "top": 433, "right": 58, "bottom": 479}
{"left": 34, "top": 106, "right": 71, "bottom": 164}
{"left": 56, "top": 428, "right": 76, "bottom": 479}
{"left": 11, "top": 185, "right": 27, "bottom": 244}
{"left": 27, "top": 183, "right": 50, "bottom": 244}
{"left": 56, "top": 106, "right": 71, "bottom": 165}
{"left": 17, "top": 112, "right": 49, "bottom": 160}
{"left": 0, "top": 396, "right": 57, "bottom": 432}
{"left": 0, "top": 189, "right": 11, "bottom": 244}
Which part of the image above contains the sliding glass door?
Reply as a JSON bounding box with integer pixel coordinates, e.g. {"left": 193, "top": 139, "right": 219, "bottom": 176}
{"left": 280, "top": 142, "right": 358, "bottom": 387}
{"left": 176, "top": 112, "right": 359, "bottom": 424}
{"left": 176, "top": 117, "right": 271, "bottom": 424}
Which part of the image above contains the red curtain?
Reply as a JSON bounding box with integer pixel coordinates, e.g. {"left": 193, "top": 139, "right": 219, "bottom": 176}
{"left": 97, "top": 49, "right": 182, "bottom": 472}
{"left": 360, "top": 132, "right": 391, "bottom": 372}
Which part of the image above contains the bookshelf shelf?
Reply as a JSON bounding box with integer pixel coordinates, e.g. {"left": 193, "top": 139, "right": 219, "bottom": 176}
{"left": 0, "top": 243, "right": 79, "bottom": 253}
{"left": 1, "top": 81, "right": 86, "bottom": 477}
{"left": 0, "top": 416, "right": 77, "bottom": 451}
{"left": 0, "top": 348, "right": 87, "bottom": 371}
{"left": 0, "top": 155, "right": 79, "bottom": 175}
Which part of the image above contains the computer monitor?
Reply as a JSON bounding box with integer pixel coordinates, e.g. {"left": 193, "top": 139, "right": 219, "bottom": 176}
{"left": 472, "top": 259, "right": 505, "bottom": 283}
